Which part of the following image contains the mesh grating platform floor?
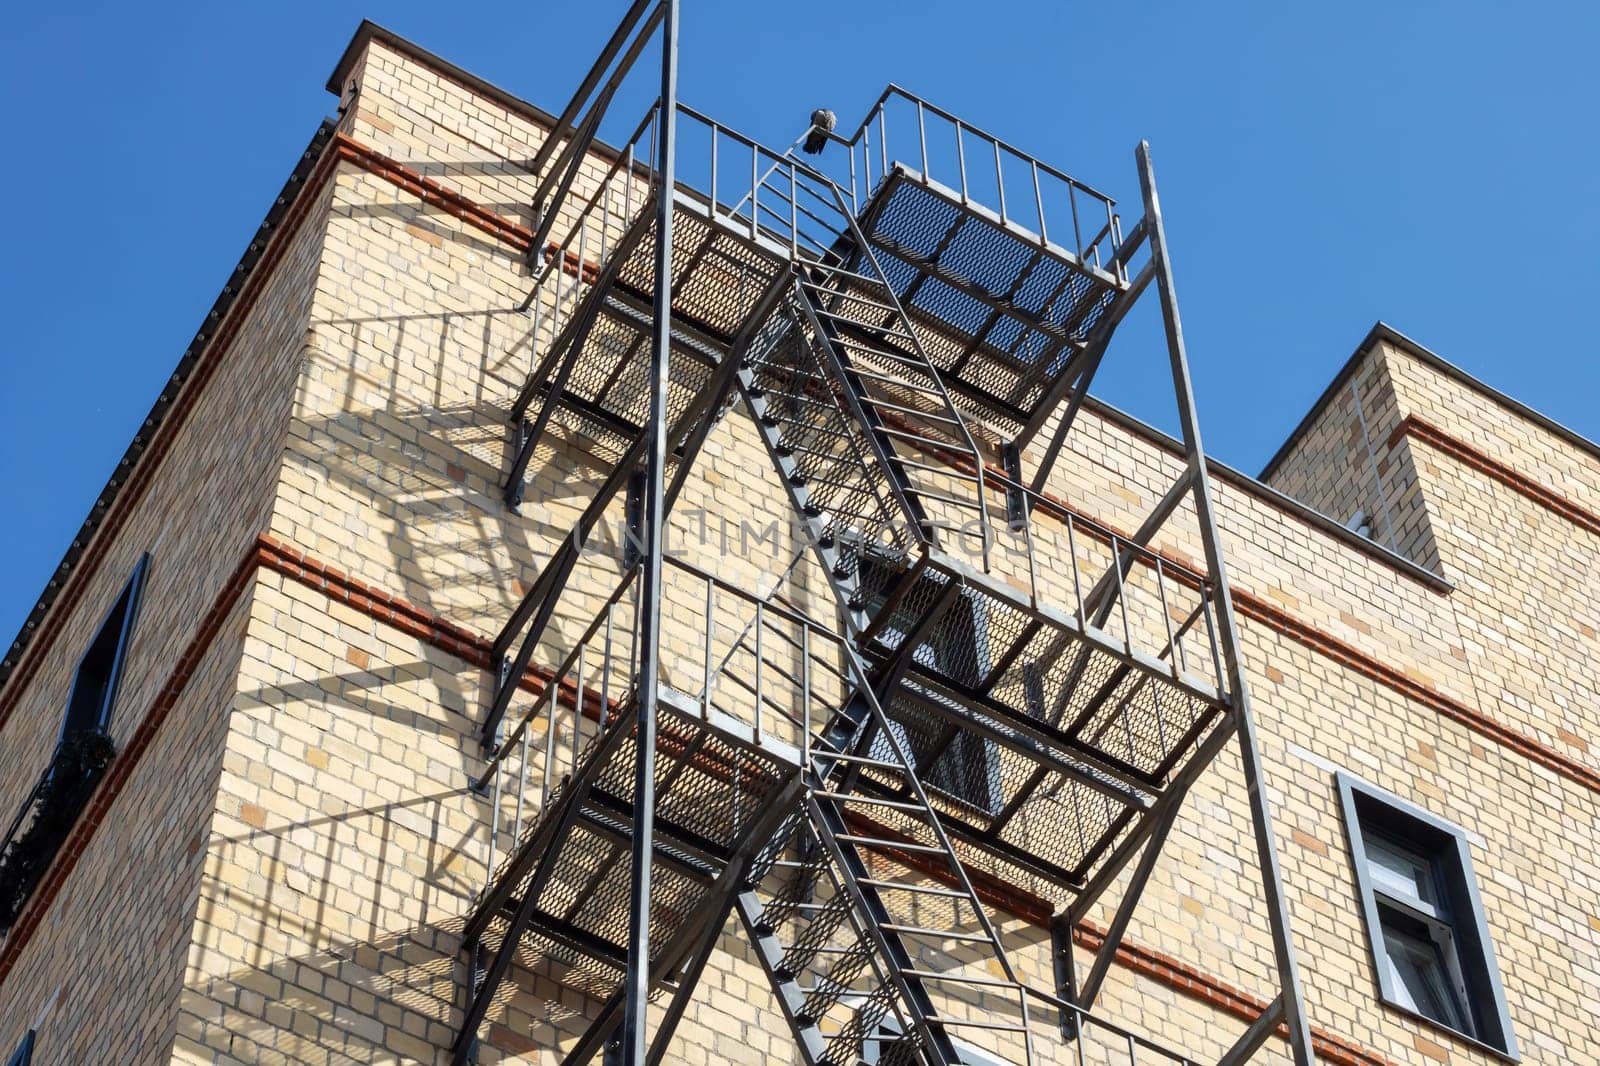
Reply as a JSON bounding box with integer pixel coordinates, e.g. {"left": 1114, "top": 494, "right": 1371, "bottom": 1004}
{"left": 853, "top": 171, "right": 1124, "bottom": 426}
{"left": 478, "top": 703, "right": 800, "bottom": 1000}
{"left": 550, "top": 202, "right": 791, "bottom": 436}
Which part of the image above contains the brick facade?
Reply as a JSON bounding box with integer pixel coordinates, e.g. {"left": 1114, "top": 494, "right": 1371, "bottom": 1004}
{"left": 0, "top": 23, "right": 1596, "bottom": 1066}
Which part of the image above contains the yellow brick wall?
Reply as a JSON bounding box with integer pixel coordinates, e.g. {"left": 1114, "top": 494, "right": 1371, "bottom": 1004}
{"left": 1262, "top": 352, "right": 1442, "bottom": 571}
{"left": 4, "top": 26, "right": 1599, "bottom": 1066}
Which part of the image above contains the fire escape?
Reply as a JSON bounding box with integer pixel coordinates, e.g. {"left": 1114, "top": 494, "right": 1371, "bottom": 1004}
{"left": 449, "top": 4, "right": 1316, "bottom": 1065}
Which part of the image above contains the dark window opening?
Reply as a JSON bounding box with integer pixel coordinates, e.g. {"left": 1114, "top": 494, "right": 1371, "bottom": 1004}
{"left": 5, "top": 1032, "right": 35, "bottom": 1066}
{"left": 60, "top": 553, "right": 150, "bottom": 743}
{"left": 858, "top": 557, "right": 1002, "bottom": 816}
{"left": 1338, "top": 773, "right": 1518, "bottom": 1058}
{"left": 0, "top": 555, "right": 148, "bottom": 934}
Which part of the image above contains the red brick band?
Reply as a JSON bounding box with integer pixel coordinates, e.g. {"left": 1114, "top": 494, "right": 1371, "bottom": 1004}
{"left": 1394, "top": 414, "right": 1600, "bottom": 539}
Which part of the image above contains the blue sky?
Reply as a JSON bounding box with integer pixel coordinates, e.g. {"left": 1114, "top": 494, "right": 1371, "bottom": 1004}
{"left": 2, "top": 1, "right": 1597, "bottom": 642}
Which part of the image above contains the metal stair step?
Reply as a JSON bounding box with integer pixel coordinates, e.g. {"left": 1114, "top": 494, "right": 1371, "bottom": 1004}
{"left": 833, "top": 834, "right": 948, "bottom": 855}
{"left": 856, "top": 879, "right": 972, "bottom": 899}
{"left": 812, "top": 791, "right": 929, "bottom": 812}
{"left": 878, "top": 924, "right": 996, "bottom": 944}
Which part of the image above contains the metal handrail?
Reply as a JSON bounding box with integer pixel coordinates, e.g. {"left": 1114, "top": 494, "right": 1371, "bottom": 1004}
{"left": 842, "top": 86, "right": 1118, "bottom": 205}
{"left": 823, "top": 84, "right": 1127, "bottom": 279}
{"left": 1020, "top": 983, "right": 1197, "bottom": 1065}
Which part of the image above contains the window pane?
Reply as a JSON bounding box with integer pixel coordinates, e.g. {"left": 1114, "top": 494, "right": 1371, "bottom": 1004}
{"left": 1366, "top": 835, "right": 1438, "bottom": 912}
{"left": 1382, "top": 922, "right": 1466, "bottom": 1031}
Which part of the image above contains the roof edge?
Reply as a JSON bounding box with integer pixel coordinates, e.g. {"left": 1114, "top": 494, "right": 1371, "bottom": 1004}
{"left": 1259, "top": 321, "right": 1600, "bottom": 481}
{"left": 0, "top": 120, "right": 340, "bottom": 701}
{"left": 328, "top": 21, "right": 649, "bottom": 173}
{"left": 1084, "top": 394, "right": 1453, "bottom": 593}
{"left": 329, "top": 21, "right": 558, "bottom": 126}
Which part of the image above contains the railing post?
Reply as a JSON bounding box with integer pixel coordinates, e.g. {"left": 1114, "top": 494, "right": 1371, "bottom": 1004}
{"left": 955, "top": 119, "right": 968, "bottom": 201}
{"left": 801, "top": 624, "right": 812, "bottom": 766}
{"left": 1155, "top": 559, "right": 1179, "bottom": 678}
{"left": 993, "top": 139, "right": 1007, "bottom": 223}
{"left": 703, "top": 577, "right": 715, "bottom": 718}
{"left": 1032, "top": 160, "right": 1048, "bottom": 244}
{"left": 917, "top": 100, "right": 929, "bottom": 177}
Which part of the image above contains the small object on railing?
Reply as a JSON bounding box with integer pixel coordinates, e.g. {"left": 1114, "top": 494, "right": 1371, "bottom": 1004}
{"left": 801, "top": 108, "right": 835, "bottom": 155}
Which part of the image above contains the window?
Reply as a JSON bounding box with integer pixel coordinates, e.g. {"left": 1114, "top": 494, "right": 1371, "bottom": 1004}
{"left": 60, "top": 553, "right": 150, "bottom": 743}
{"left": 0, "top": 555, "right": 148, "bottom": 934}
{"left": 5, "top": 1032, "right": 34, "bottom": 1066}
{"left": 858, "top": 557, "right": 1002, "bottom": 815}
{"left": 1337, "top": 773, "right": 1517, "bottom": 1057}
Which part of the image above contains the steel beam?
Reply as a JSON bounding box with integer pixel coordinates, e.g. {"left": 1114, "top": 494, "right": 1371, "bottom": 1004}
{"left": 524, "top": 0, "right": 656, "bottom": 187}
{"left": 621, "top": 5, "right": 678, "bottom": 1062}
{"left": 1019, "top": 259, "right": 1154, "bottom": 466}
{"left": 1075, "top": 793, "right": 1184, "bottom": 1011}
{"left": 1136, "top": 140, "right": 1314, "bottom": 1065}
{"left": 527, "top": 4, "right": 667, "bottom": 261}
{"left": 1217, "top": 995, "right": 1286, "bottom": 1066}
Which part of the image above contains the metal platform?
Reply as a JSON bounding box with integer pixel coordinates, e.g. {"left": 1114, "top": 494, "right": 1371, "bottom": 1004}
{"left": 851, "top": 168, "right": 1125, "bottom": 426}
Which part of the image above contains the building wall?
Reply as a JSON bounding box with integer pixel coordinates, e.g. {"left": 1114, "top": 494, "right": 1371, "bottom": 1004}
{"left": 0, "top": 164, "right": 333, "bottom": 1063}
{"left": 2, "top": 25, "right": 1598, "bottom": 1066}
{"left": 1381, "top": 342, "right": 1600, "bottom": 775}
{"left": 1261, "top": 351, "right": 1442, "bottom": 571}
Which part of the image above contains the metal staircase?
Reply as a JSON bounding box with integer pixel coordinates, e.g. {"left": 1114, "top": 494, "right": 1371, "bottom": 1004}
{"left": 448, "top": 6, "right": 1319, "bottom": 1065}
{"left": 738, "top": 673, "right": 1034, "bottom": 1066}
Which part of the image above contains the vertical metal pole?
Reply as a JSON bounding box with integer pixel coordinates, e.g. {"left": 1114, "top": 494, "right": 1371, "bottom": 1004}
{"left": 1135, "top": 140, "right": 1315, "bottom": 1066}
{"left": 623, "top": 3, "right": 677, "bottom": 1062}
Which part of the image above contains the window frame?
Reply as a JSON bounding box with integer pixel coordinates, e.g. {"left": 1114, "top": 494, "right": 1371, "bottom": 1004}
{"left": 5, "top": 1031, "right": 34, "bottom": 1066}
{"left": 58, "top": 553, "right": 150, "bottom": 746}
{"left": 1336, "top": 772, "right": 1518, "bottom": 1059}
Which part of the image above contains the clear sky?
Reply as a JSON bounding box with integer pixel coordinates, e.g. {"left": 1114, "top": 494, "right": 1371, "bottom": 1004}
{"left": 2, "top": 1, "right": 1597, "bottom": 644}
